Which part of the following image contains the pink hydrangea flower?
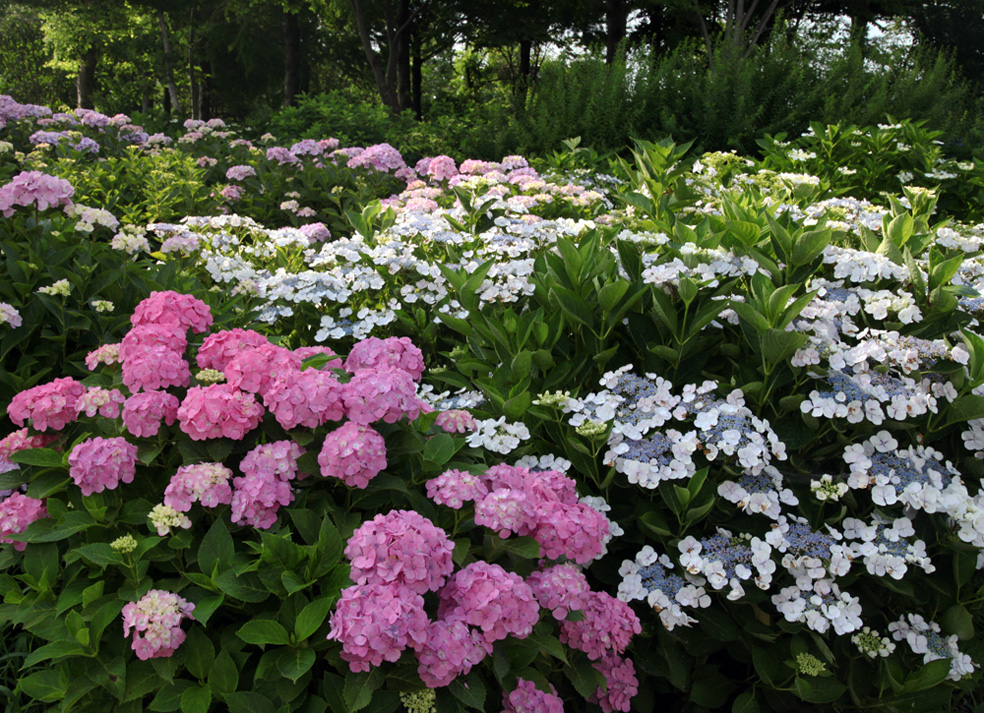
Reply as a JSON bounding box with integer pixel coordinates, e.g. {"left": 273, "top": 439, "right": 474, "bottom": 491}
{"left": 559, "top": 591, "right": 640, "bottom": 661}
{"left": 418, "top": 155, "right": 458, "bottom": 183}
{"left": 415, "top": 619, "right": 489, "bottom": 687}
{"left": 131, "top": 291, "right": 213, "bottom": 334}
{"left": 121, "top": 391, "right": 180, "bottom": 438}
{"left": 86, "top": 343, "right": 120, "bottom": 370}
{"left": 121, "top": 590, "right": 195, "bottom": 660}
{"left": 241, "top": 440, "right": 307, "bottom": 482}
{"left": 0, "top": 170, "right": 74, "bottom": 217}
{"left": 68, "top": 436, "right": 138, "bottom": 496}
{"left": 0, "top": 302, "right": 22, "bottom": 328}
{"left": 0, "top": 493, "right": 48, "bottom": 551}
{"left": 342, "top": 368, "right": 421, "bottom": 425}
{"left": 225, "top": 165, "right": 256, "bottom": 181}
{"left": 532, "top": 501, "right": 609, "bottom": 564}
{"left": 119, "top": 323, "right": 187, "bottom": 362}
{"left": 327, "top": 583, "right": 429, "bottom": 672}
{"left": 503, "top": 679, "right": 564, "bottom": 713}
{"left": 263, "top": 369, "right": 344, "bottom": 429}
{"left": 121, "top": 344, "right": 191, "bottom": 393}
{"left": 293, "top": 345, "right": 343, "bottom": 368}
{"left": 230, "top": 469, "right": 293, "bottom": 529}
{"left": 347, "top": 143, "right": 406, "bottom": 173}
{"left": 591, "top": 653, "right": 639, "bottom": 713}
{"left": 0, "top": 429, "right": 56, "bottom": 474}
{"left": 345, "top": 510, "right": 454, "bottom": 594}
{"left": 344, "top": 336, "right": 425, "bottom": 381}
{"left": 438, "top": 562, "right": 540, "bottom": 645}
{"left": 474, "top": 489, "right": 537, "bottom": 539}
{"left": 177, "top": 384, "right": 264, "bottom": 441}
{"left": 76, "top": 386, "right": 125, "bottom": 418}
{"left": 296, "top": 223, "right": 331, "bottom": 245}
{"left": 164, "top": 463, "right": 234, "bottom": 512}
{"left": 224, "top": 343, "right": 300, "bottom": 397}
{"left": 434, "top": 410, "right": 477, "bottom": 434}
{"left": 197, "top": 328, "right": 269, "bottom": 371}
{"left": 526, "top": 563, "right": 591, "bottom": 621}
{"left": 318, "top": 422, "right": 387, "bottom": 489}
{"left": 426, "top": 469, "right": 489, "bottom": 509}
{"left": 8, "top": 377, "right": 85, "bottom": 431}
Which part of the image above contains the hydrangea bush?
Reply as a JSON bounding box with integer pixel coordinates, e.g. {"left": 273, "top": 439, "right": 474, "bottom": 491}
{"left": 3, "top": 93, "right": 984, "bottom": 712}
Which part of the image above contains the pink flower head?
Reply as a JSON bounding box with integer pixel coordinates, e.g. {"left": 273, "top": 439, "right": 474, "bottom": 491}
{"left": 119, "top": 323, "right": 187, "bottom": 362}
{"left": 266, "top": 146, "right": 299, "bottom": 165}
{"left": 177, "top": 384, "right": 264, "bottom": 441}
{"left": 526, "top": 563, "right": 591, "bottom": 621}
{"left": 8, "top": 377, "right": 85, "bottom": 431}
{"left": 220, "top": 185, "right": 243, "bottom": 202}
{"left": 327, "top": 583, "right": 429, "bottom": 672}
{"left": 76, "top": 386, "right": 125, "bottom": 419}
{"left": 0, "top": 493, "right": 48, "bottom": 551}
{"left": 0, "top": 171, "right": 74, "bottom": 217}
{"left": 559, "top": 591, "right": 640, "bottom": 661}
{"left": 225, "top": 165, "right": 256, "bottom": 181}
{"left": 224, "top": 343, "right": 300, "bottom": 397}
{"left": 342, "top": 368, "right": 421, "bottom": 425}
{"left": 347, "top": 143, "right": 406, "bottom": 173}
{"left": 345, "top": 510, "right": 454, "bottom": 594}
{"left": 503, "top": 679, "right": 564, "bottom": 713}
{"left": 0, "top": 302, "right": 22, "bottom": 328}
{"left": 474, "top": 489, "right": 537, "bottom": 539}
{"left": 345, "top": 336, "right": 425, "bottom": 381}
{"left": 0, "top": 429, "right": 57, "bottom": 474}
{"left": 434, "top": 410, "right": 477, "bottom": 434}
{"left": 121, "top": 590, "right": 195, "bottom": 660}
{"left": 318, "top": 422, "right": 387, "bottom": 489}
{"left": 86, "top": 343, "right": 120, "bottom": 370}
{"left": 121, "top": 344, "right": 191, "bottom": 393}
{"left": 68, "top": 436, "right": 138, "bottom": 496}
{"left": 293, "top": 345, "right": 343, "bottom": 369}
{"left": 296, "top": 223, "right": 332, "bottom": 244}
{"left": 164, "top": 463, "right": 234, "bottom": 512}
{"left": 532, "top": 501, "right": 609, "bottom": 564}
{"left": 426, "top": 469, "right": 489, "bottom": 509}
{"left": 591, "top": 654, "right": 639, "bottom": 713}
{"left": 438, "top": 562, "right": 540, "bottom": 645}
{"left": 230, "top": 469, "right": 293, "bottom": 529}
{"left": 121, "top": 391, "right": 180, "bottom": 438}
{"left": 241, "top": 440, "right": 306, "bottom": 482}
{"left": 263, "top": 368, "right": 344, "bottom": 430}
{"left": 197, "top": 328, "right": 269, "bottom": 371}
{"left": 131, "top": 291, "right": 213, "bottom": 334}
{"left": 415, "top": 619, "right": 489, "bottom": 687}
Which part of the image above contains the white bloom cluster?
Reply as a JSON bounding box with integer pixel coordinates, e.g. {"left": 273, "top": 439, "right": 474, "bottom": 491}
{"left": 70, "top": 204, "right": 119, "bottom": 233}
{"left": 617, "top": 545, "right": 711, "bottom": 631}
{"left": 772, "top": 579, "right": 862, "bottom": 635}
{"left": 889, "top": 614, "right": 977, "bottom": 681}
{"left": 465, "top": 417, "right": 530, "bottom": 454}
{"left": 717, "top": 464, "right": 799, "bottom": 519}
{"left": 679, "top": 530, "right": 775, "bottom": 599}
{"left": 841, "top": 515, "right": 934, "bottom": 579}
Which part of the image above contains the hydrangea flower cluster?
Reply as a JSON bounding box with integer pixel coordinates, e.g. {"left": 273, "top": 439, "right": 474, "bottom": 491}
{"left": 889, "top": 614, "right": 977, "bottom": 681}
{"left": 8, "top": 376, "right": 86, "bottom": 431}
{"left": 842, "top": 515, "right": 935, "bottom": 578}
{"left": 0, "top": 170, "right": 74, "bottom": 217}
{"left": 502, "top": 679, "right": 564, "bottom": 712}
{"left": 0, "top": 429, "right": 55, "bottom": 474}
{"left": 0, "top": 493, "right": 48, "bottom": 550}
{"left": 164, "top": 462, "right": 234, "bottom": 512}
{"left": 617, "top": 545, "right": 710, "bottom": 630}
{"left": 121, "top": 590, "right": 195, "bottom": 660}
{"left": 67, "top": 436, "right": 138, "bottom": 496}
{"left": 317, "top": 422, "right": 387, "bottom": 489}
{"left": 680, "top": 530, "right": 777, "bottom": 599}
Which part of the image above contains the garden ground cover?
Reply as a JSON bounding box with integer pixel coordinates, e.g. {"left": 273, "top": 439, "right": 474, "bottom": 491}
{"left": 1, "top": 95, "right": 984, "bottom": 713}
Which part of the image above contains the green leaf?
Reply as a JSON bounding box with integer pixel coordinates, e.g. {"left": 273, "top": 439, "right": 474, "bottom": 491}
{"left": 215, "top": 570, "right": 270, "bottom": 603}
{"left": 181, "top": 684, "right": 212, "bottom": 713}
{"left": 225, "top": 691, "right": 276, "bottom": 713}
{"left": 149, "top": 680, "right": 194, "bottom": 712}
{"left": 22, "top": 639, "right": 86, "bottom": 667}
{"left": 183, "top": 627, "right": 215, "bottom": 680}
{"left": 277, "top": 647, "right": 316, "bottom": 683}
{"left": 564, "top": 658, "right": 605, "bottom": 699}
{"left": 942, "top": 604, "right": 974, "bottom": 641}
{"left": 761, "top": 328, "right": 807, "bottom": 366}
{"left": 192, "top": 595, "right": 224, "bottom": 626}
{"left": 793, "top": 676, "right": 847, "bottom": 704}
{"left": 677, "top": 275, "right": 698, "bottom": 306}
{"left": 317, "top": 516, "right": 344, "bottom": 565}
{"left": 449, "top": 672, "right": 486, "bottom": 710}
{"left": 638, "top": 510, "right": 672, "bottom": 538}
{"left": 343, "top": 667, "right": 384, "bottom": 712}
{"left": 207, "top": 650, "right": 239, "bottom": 697}
{"left": 17, "top": 668, "right": 68, "bottom": 702}
{"left": 902, "top": 659, "right": 953, "bottom": 693}
{"left": 945, "top": 394, "right": 984, "bottom": 426}
{"left": 550, "top": 286, "right": 594, "bottom": 328}
{"left": 74, "top": 542, "right": 124, "bottom": 568}
{"left": 528, "top": 631, "right": 568, "bottom": 664}
{"left": 19, "top": 510, "right": 95, "bottom": 543}
{"left": 9, "top": 447, "right": 65, "bottom": 468}
{"left": 598, "top": 280, "right": 630, "bottom": 311}
{"left": 732, "top": 690, "right": 762, "bottom": 713}
{"left": 295, "top": 597, "right": 335, "bottom": 640}
{"left": 198, "top": 518, "right": 235, "bottom": 575}
{"left": 422, "top": 433, "right": 456, "bottom": 467}
{"left": 237, "top": 620, "right": 291, "bottom": 647}
{"left": 497, "top": 536, "right": 540, "bottom": 559}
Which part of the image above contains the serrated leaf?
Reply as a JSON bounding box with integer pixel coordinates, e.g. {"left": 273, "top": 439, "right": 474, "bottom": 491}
{"left": 277, "top": 647, "right": 316, "bottom": 683}
{"left": 181, "top": 684, "right": 212, "bottom": 713}
{"left": 198, "top": 518, "right": 235, "bottom": 575}
{"left": 9, "top": 447, "right": 65, "bottom": 468}
{"left": 295, "top": 597, "right": 335, "bottom": 640}
{"left": 236, "top": 620, "right": 290, "bottom": 647}
{"left": 343, "top": 667, "right": 384, "bottom": 712}
{"left": 449, "top": 673, "right": 486, "bottom": 710}
{"left": 207, "top": 650, "right": 239, "bottom": 697}
{"left": 422, "top": 433, "right": 456, "bottom": 467}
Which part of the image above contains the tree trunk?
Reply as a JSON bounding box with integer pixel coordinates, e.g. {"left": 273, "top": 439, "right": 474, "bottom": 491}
{"left": 157, "top": 10, "right": 182, "bottom": 116}
{"left": 411, "top": 28, "right": 422, "bottom": 119}
{"left": 200, "top": 59, "right": 212, "bottom": 120}
{"left": 350, "top": 0, "right": 400, "bottom": 110}
{"left": 515, "top": 37, "right": 532, "bottom": 107}
{"left": 283, "top": 10, "right": 301, "bottom": 107}
{"left": 76, "top": 47, "right": 97, "bottom": 109}
{"left": 188, "top": 9, "right": 199, "bottom": 120}
{"left": 606, "top": 0, "right": 627, "bottom": 65}
{"left": 395, "top": 0, "right": 411, "bottom": 111}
